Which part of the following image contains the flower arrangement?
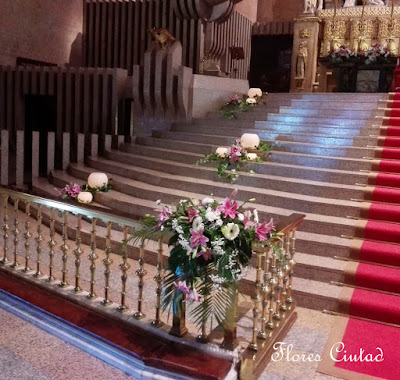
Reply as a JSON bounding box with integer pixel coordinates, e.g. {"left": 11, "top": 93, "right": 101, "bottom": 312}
{"left": 59, "top": 173, "right": 112, "bottom": 204}
{"left": 131, "top": 190, "right": 280, "bottom": 330}
{"left": 218, "top": 89, "right": 267, "bottom": 119}
{"left": 197, "top": 134, "right": 272, "bottom": 182}
{"left": 322, "top": 44, "right": 395, "bottom": 66}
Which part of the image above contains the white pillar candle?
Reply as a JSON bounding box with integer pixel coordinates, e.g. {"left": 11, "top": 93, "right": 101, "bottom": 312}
{"left": 240, "top": 133, "right": 260, "bottom": 149}
{"left": 247, "top": 88, "right": 263, "bottom": 98}
{"left": 88, "top": 172, "right": 108, "bottom": 189}
{"left": 216, "top": 147, "right": 229, "bottom": 157}
{"left": 246, "top": 98, "right": 256, "bottom": 104}
{"left": 77, "top": 191, "right": 93, "bottom": 204}
{"left": 246, "top": 153, "right": 258, "bottom": 161}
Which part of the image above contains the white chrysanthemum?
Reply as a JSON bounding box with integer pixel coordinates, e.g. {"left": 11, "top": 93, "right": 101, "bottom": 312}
{"left": 202, "top": 197, "right": 214, "bottom": 206}
{"left": 215, "top": 219, "right": 223, "bottom": 227}
{"left": 192, "top": 216, "right": 204, "bottom": 232}
{"left": 205, "top": 207, "right": 221, "bottom": 222}
{"left": 221, "top": 223, "right": 240, "bottom": 241}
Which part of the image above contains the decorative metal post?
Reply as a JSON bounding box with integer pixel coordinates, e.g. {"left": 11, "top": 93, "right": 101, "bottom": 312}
{"left": 118, "top": 226, "right": 130, "bottom": 312}
{"left": 258, "top": 247, "right": 271, "bottom": 339}
{"left": 22, "top": 202, "right": 31, "bottom": 272}
{"left": 221, "top": 284, "right": 239, "bottom": 350}
{"left": 47, "top": 208, "right": 57, "bottom": 282}
{"left": 58, "top": 212, "right": 69, "bottom": 288}
{"left": 72, "top": 215, "right": 83, "bottom": 293}
{"left": 133, "top": 239, "right": 147, "bottom": 319}
{"left": 33, "top": 205, "right": 43, "bottom": 277}
{"left": 11, "top": 199, "right": 20, "bottom": 268}
{"left": 1, "top": 195, "right": 10, "bottom": 265}
{"left": 151, "top": 239, "right": 164, "bottom": 328}
{"left": 169, "top": 289, "right": 188, "bottom": 337}
{"left": 87, "top": 218, "right": 98, "bottom": 299}
{"left": 286, "top": 230, "right": 296, "bottom": 305}
{"left": 101, "top": 222, "right": 113, "bottom": 306}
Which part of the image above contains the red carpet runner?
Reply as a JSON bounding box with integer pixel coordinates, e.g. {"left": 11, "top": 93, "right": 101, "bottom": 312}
{"left": 320, "top": 93, "right": 400, "bottom": 380}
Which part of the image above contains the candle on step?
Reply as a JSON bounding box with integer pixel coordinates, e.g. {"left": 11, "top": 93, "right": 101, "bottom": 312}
{"left": 88, "top": 172, "right": 108, "bottom": 189}
{"left": 240, "top": 133, "right": 260, "bottom": 149}
{"left": 247, "top": 88, "right": 262, "bottom": 98}
{"left": 77, "top": 191, "right": 93, "bottom": 204}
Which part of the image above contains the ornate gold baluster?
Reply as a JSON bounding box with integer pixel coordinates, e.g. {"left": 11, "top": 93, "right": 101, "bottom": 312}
{"left": 11, "top": 199, "right": 20, "bottom": 268}
{"left": 151, "top": 238, "right": 164, "bottom": 328}
{"left": 33, "top": 205, "right": 43, "bottom": 277}
{"left": 197, "top": 272, "right": 209, "bottom": 343}
{"left": 58, "top": 212, "right": 69, "bottom": 288}
{"left": 286, "top": 229, "right": 296, "bottom": 305}
{"left": 47, "top": 208, "right": 57, "bottom": 282}
{"left": 258, "top": 247, "right": 271, "bottom": 340}
{"left": 266, "top": 245, "right": 278, "bottom": 330}
{"left": 249, "top": 243, "right": 264, "bottom": 351}
{"left": 133, "top": 238, "right": 147, "bottom": 319}
{"left": 87, "top": 218, "right": 98, "bottom": 299}
{"left": 22, "top": 202, "right": 31, "bottom": 272}
{"left": 1, "top": 195, "right": 10, "bottom": 265}
{"left": 118, "top": 226, "right": 130, "bottom": 312}
{"left": 101, "top": 222, "right": 113, "bottom": 306}
{"left": 279, "top": 236, "right": 289, "bottom": 312}
{"left": 72, "top": 215, "right": 83, "bottom": 293}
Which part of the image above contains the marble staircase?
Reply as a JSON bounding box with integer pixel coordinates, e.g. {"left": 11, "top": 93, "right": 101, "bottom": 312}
{"left": 38, "top": 92, "right": 386, "bottom": 312}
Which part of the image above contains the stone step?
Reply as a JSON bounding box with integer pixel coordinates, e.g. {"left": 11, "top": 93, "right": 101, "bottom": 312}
{"left": 55, "top": 165, "right": 358, "bottom": 244}
{"left": 87, "top": 155, "right": 365, "bottom": 202}
{"left": 300, "top": 93, "right": 385, "bottom": 101}
{"left": 267, "top": 114, "right": 375, "bottom": 127}
{"left": 124, "top": 142, "right": 373, "bottom": 174}
{"left": 291, "top": 100, "right": 380, "bottom": 110}
{"left": 153, "top": 131, "right": 376, "bottom": 158}
{"left": 114, "top": 146, "right": 369, "bottom": 186}
{"left": 279, "top": 107, "right": 376, "bottom": 118}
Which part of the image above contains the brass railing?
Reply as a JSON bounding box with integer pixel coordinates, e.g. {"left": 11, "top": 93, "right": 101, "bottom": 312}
{"left": 0, "top": 187, "right": 305, "bottom": 378}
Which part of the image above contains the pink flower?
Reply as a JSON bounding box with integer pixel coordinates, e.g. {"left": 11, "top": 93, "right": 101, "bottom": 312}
{"left": 174, "top": 281, "right": 190, "bottom": 295}
{"left": 243, "top": 217, "right": 253, "bottom": 230}
{"left": 189, "top": 229, "right": 209, "bottom": 248}
{"left": 157, "top": 206, "right": 171, "bottom": 228}
{"left": 187, "top": 208, "right": 199, "bottom": 222}
{"left": 197, "top": 249, "right": 212, "bottom": 261}
{"left": 255, "top": 218, "right": 275, "bottom": 241}
{"left": 186, "top": 289, "right": 204, "bottom": 303}
{"left": 218, "top": 198, "right": 239, "bottom": 219}
{"left": 61, "top": 183, "right": 82, "bottom": 198}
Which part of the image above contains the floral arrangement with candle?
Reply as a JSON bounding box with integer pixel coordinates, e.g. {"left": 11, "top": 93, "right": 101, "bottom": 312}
{"left": 197, "top": 134, "right": 272, "bottom": 182}
{"left": 131, "top": 190, "right": 280, "bottom": 330}
{"left": 218, "top": 89, "right": 267, "bottom": 119}
{"left": 59, "top": 173, "right": 112, "bottom": 204}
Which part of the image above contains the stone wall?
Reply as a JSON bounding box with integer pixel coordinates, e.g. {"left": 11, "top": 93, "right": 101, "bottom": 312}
{"left": 235, "top": 0, "right": 258, "bottom": 22}
{"left": 257, "top": 0, "right": 302, "bottom": 23}
{"left": 0, "top": 0, "right": 83, "bottom": 66}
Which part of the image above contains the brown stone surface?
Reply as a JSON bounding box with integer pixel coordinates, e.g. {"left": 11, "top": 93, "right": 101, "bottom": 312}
{"left": 0, "top": 0, "right": 83, "bottom": 66}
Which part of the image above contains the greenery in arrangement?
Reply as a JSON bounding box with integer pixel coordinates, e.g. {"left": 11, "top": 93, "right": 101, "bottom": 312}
{"left": 197, "top": 137, "right": 272, "bottom": 182}
{"left": 322, "top": 44, "right": 395, "bottom": 66}
{"left": 218, "top": 90, "right": 267, "bottom": 119}
{"left": 130, "top": 190, "right": 282, "bottom": 331}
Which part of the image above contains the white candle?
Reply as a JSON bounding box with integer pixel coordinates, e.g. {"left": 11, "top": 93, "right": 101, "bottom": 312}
{"left": 88, "top": 172, "right": 108, "bottom": 189}
{"left": 247, "top": 88, "right": 263, "bottom": 98}
{"left": 246, "top": 153, "right": 258, "bottom": 161}
{"left": 216, "top": 147, "right": 229, "bottom": 157}
{"left": 241, "top": 133, "right": 260, "bottom": 149}
{"left": 77, "top": 191, "right": 93, "bottom": 204}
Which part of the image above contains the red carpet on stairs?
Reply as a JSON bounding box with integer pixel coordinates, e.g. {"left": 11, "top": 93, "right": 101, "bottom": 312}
{"left": 324, "top": 94, "right": 400, "bottom": 380}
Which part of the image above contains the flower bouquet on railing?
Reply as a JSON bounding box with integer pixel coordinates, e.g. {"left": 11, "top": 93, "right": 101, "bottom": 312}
{"left": 131, "top": 190, "right": 280, "bottom": 335}
{"left": 218, "top": 88, "right": 267, "bottom": 119}
{"left": 197, "top": 133, "right": 272, "bottom": 182}
{"left": 59, "top": 172, "right": 111, "bottom": 204}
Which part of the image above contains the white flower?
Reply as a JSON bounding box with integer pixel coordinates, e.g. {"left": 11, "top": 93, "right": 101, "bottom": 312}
{"left": 244, "top": 210, "right": 252, "bottom": 219}
{"left": 192, "top": 216, "right": 204, "bottom": 232}
{"left": 156, "top": 199, "right": 161, "bottom": 205}
{"left": 221, "top": 223, "right": 240, "bottom": 241}
{"left": 253, "top": 209, "right": 259, "bottom": 223}
{"left": 237, "top": 213, "right": 244, "bottom": 222}
{"left": 172, "top": 219, "right": 184, "bottom": 234}
{"left": 246, "top": 98, "right": 257, "bottom": 104}
{"left": 202, "top": 197, "right": 214, "bottom": 206}
{"left": 215, "top": 219, "right": 223, "bottom": 227}
{"left": 205, "top": 207, "right": 221, "bottom": 222}
{"left": 191, "top": 198, "right": 200, "bottom": 206}
{"left": 215, "top": 147, "right": 228, "bottom": 158}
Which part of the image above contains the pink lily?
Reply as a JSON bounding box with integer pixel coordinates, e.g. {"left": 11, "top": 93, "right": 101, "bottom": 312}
{"left": 187, "top": 208, "right": 199, "bottom": 222}
{"left": 197, "top": 249, "right": 212, "bottom": 261}
{"left": 218, "top": 198, "right": 239, "bottom": 219}
{"left": 255, "top": 218, "right": 275, "bottom": 241}
{"left": 189, "top": 229, "right": 209, "bottom": 248}
{"left": 157, "top": 206, "right": 171, "bottom": 228}
{"left": 186, "top": 289, "right": 204, "bottom": 303}
{"left": 174, "top": 281, "right": 190, "bottom": 295}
